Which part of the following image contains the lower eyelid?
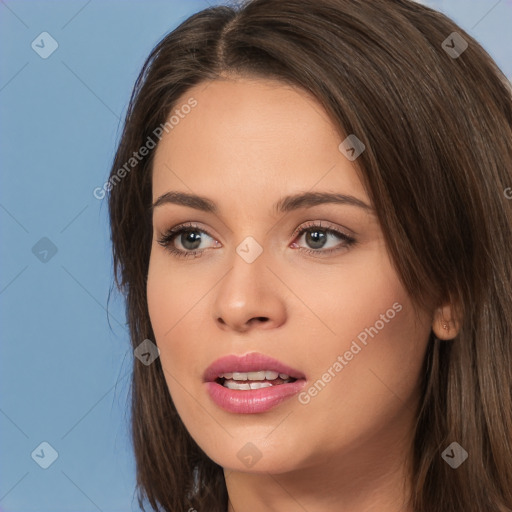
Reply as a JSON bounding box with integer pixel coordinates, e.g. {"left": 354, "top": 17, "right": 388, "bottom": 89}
{"left": 157, "top": 223, "right": 356, "bottom": 256}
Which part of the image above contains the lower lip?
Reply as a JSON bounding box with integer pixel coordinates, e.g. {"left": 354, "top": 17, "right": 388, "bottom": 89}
{"left": 205, "top": 380, "right": 306, "bottom": 414}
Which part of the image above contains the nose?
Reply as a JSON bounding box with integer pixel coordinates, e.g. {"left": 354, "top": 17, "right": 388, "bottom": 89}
{"left": 212, "top": 249, "right": 287, "bottom": 333}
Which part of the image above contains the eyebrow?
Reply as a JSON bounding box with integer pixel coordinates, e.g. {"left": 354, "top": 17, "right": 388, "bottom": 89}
{"left": 151, "top": 191, "right": 374, "bottom": 214}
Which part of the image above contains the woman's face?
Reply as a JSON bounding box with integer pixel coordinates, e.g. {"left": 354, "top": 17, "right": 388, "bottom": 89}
{"left": 147, "top": 77, "right": 433, "bottom": 475}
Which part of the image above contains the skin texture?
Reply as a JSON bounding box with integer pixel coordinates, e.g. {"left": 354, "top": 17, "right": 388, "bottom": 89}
{"left": 147, "top": 77, "right": 459, "bottom": 512}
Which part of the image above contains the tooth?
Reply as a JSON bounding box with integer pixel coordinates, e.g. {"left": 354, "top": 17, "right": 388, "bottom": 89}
{"left": 249, "top": 382, "right": 273, "bottom": 389}
{"left": 247, "top": 371, "right": 266, "bottom": 380}
{"left": 226, "top": 370, "right": 287, "bottom": 381}
{"left": 224, "top": 380, "right": 250, "bottom": 390}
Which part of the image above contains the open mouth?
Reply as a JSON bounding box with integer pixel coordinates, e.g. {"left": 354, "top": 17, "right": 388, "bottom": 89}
{"left": 215, "top": 371, "right": 298, "bottom": 390}
{"left": 204, "top": 353, "right": 306, "bottom": 413}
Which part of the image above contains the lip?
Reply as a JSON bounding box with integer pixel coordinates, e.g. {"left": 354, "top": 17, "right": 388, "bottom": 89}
{"left": 203, "top": 352, "right": 306, "bottom": 414}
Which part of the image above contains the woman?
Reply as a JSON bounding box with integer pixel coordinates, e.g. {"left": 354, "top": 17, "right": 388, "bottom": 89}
{"left": 107, "top": 0, "right": 512, "bottom": 510}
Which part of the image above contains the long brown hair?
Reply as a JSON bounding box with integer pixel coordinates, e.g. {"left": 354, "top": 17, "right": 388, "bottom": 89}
{"left": 108, "top": 0, "right": 512, "bottom": 510}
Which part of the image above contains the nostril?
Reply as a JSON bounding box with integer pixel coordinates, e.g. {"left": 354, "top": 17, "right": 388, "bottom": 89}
{"left": 251, "top": 317, "right": 269, "bottom": 324}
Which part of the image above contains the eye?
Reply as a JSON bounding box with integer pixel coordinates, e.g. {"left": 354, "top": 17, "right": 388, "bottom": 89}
{"left": 291, "top": 221, "right": 357, "bottom": 257}
{"left": 156, "top": 220, "right": 357, "bottom": 259}
{"left": 157, "top": 222, "right": 220, "bottom": 259}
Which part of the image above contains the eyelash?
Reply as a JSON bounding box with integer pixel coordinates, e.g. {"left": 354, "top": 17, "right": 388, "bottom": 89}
{"left": 156, "top": 221, "right": 357, "bottom": 259}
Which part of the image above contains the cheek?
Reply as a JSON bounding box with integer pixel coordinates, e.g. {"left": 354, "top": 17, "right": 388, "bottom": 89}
{"left": 147, "top": 246, "right": 210, "bottom": 329}
{"left": 147, "top": 255, "right": 177, "bottom": 344}
{"left": 147, "top": 256, "right": 193, "bottom": 420}
{"left": 287, "top": 244, "right": 424, "bottom": 364}
{"left": 339, "top": 249, "right": 430, "bottom": 372}
{"left": 146, "top": 250, "right": 213, "bottom": 384}
{"left": 292, "top": 249, "right": 431, "bottom": 444}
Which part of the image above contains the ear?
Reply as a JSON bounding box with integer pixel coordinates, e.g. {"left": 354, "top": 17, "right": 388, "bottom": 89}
{"left": 432, "top": 301, "right": 461, "bottom": 340}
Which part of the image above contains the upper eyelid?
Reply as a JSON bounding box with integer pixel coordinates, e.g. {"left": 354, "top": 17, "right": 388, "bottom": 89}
{"left": 156, "top": 222, "right": 357, "bottom": 261}
{"left": 157, "top": 220, "right": 354, "bottom": 244}
{"left": 293, "top": 220, "right": 353, "bottom": 236}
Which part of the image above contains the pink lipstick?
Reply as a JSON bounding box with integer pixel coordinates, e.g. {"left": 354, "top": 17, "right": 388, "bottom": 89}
{"left": 203, "top": 352, "right": 306, "bottom": 414}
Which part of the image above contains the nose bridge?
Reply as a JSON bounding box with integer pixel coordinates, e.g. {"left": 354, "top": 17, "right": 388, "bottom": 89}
{"left": 212, "top": 235, "right": 286, "bottom": 331}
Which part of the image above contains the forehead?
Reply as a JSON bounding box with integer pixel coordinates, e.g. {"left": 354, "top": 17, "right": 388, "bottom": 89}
{"left": 151, "top": 78, "right": 368, "bottom": 210}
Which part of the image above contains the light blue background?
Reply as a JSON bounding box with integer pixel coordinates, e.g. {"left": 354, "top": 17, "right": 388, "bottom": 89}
{"left": 1, "top": 1, "right": 511, "bottom": 511}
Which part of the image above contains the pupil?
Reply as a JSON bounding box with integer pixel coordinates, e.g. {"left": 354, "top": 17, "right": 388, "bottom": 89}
{"left": 182, "top": 230, "right": 201, "bottom": 250}
{"left": 306, "top": 230, "right": 326, "bottom": 249}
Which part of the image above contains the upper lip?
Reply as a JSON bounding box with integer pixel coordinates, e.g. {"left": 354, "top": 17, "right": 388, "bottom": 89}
{"left": 203, "top": 352, "right": 306, "bottom": 382}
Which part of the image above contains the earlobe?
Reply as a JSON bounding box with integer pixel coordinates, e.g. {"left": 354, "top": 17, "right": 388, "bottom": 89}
{"left": 432, "top": 302, "right": 461, "bottom": 340}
